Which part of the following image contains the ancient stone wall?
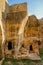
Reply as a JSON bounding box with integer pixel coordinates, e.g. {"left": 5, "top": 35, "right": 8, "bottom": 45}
{"left": 10, "top": 3, "right": 27, "bottom": 12}
{"left": 4, "top": 3, "right": 27, "bottom": 39}
{"left": 0, "top": 2, "right": 42, "bottom": 60}
{"left": 3, "top": 3, "right": 28, "bottom": 58}
{"left": 39, "top": 19, "right": 43, "bottom": 48}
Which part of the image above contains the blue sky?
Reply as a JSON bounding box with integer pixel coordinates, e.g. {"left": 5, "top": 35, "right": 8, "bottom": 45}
{"left": 8, "top": 0, "right": 43, "bottom": 19}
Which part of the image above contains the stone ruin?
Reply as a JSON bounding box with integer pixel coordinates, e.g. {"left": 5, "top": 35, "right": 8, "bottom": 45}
{"left": 0, "top": 0, "right": 43, "bottom": 60}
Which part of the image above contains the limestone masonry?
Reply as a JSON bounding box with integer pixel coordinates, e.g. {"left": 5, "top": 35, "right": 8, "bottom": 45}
{"left": 0, "top": 0, "right": 43, "bottom": 60}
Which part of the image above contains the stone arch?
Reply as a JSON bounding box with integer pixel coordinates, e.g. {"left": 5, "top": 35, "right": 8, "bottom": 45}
{"left": 29, "top": 45, "right": 33, "bottom": 51}
{"left": 4, "top": 40, "right": 14, "bottom": 57}
{"left": 4, "top": 40, "right": 13, "bottom": 51}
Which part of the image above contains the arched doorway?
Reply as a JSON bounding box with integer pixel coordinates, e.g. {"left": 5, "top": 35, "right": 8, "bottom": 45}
{"left": 30, "top": 45, "right": 33, "bottom": 51}
{"left": 29, "top": 45, "right": 33, "bottom": 53}
{"left": 4, "top": 40, "right": 13, "bottom": 57}
{"left": 8, "top": 41, "right": 12, "bottom": 50}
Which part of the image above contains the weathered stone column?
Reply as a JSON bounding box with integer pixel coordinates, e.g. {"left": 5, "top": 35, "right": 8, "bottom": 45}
{"left": 0, "top": 12, "right": 6, "bottom": 58}
{"left": 0, "top": 0, "right": 8, "bottom": 58}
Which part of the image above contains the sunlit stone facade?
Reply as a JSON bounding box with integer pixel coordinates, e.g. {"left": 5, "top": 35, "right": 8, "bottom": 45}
{"left": 0, "top": 1, "right": 43, "bottom": 60}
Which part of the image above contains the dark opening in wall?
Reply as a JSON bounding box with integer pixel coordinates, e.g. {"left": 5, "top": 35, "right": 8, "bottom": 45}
{"left": 22, "top": 44, "right": 24, "bottom": 48}
{"left": 8, "top": 41, "right": 12, "bottom": 50}
{"left": 30, "top": 45, "right": 33, "bottom": 51}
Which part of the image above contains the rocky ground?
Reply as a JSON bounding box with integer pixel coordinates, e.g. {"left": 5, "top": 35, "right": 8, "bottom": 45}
{"left": 0, "top": 49, "right": 43, "bottom": 65}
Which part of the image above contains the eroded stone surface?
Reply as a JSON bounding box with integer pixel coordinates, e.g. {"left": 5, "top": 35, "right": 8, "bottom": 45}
{"left": 0, "top": 0, "right": 43, "bottom": 60}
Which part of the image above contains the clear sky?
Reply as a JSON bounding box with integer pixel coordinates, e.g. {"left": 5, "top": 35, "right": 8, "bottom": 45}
{"left": 8, "top": 0, "right": 43, "bottom": 19}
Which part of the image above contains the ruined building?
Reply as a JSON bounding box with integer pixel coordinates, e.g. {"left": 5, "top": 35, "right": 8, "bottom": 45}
{"left": 0, "top": 0, "right": 43, "bottom": 60}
